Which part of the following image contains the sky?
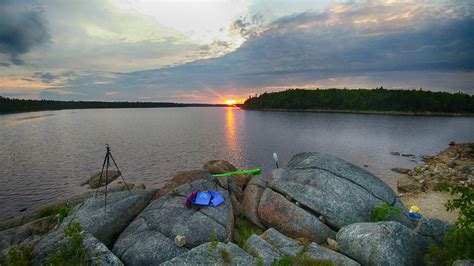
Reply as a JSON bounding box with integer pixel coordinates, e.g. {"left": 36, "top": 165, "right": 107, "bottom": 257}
{"left": 0, "top": 0, "right": 473, "bottom": 103}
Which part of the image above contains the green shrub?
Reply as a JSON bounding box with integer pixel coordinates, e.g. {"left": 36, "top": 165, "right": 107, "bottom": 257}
{"left": 37, "top": 206, "right": 71, "bottom": 222}
{"left": 169, "top": 188, "right": 179, "bottom": 196}
{"left": 4, "top": 245, "right": 33, "bottom": 266}
{"left": 371, "top": 203, "right": 401, "bottom": 222}
{"left": 47, "top": 221, "right": 87, "bottom": 265}
{"left": 235, "top": 216, "right": 263, "bottom": 247}
{"left": 425, "top": 184, "right": 474, "bottom": 265}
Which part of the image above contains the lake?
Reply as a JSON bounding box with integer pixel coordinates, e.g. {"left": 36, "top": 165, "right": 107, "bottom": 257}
{"left": 0, "top": 107, "right": 473, "bottom": 220}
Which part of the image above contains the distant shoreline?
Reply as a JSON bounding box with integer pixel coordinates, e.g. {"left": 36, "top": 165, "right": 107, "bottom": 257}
{"left": 242, "top": 108, "right": 474, "bottom": 117}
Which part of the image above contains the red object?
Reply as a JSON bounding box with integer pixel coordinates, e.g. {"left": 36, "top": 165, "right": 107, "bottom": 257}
{"left": 185, "top": 190, "right": 199, "bottom": 208}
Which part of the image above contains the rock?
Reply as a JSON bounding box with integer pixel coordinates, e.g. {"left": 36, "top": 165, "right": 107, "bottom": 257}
{"left": 453, "top": 260, "right": 474, "bottom": 266}
{"left": 174, "top": 235, "right": 186, "bottom": 247}
{"left": 449, "top": 141, "right": 456, "bottom": 146}
{"left": 161, "top": 242, "right": 255, "bottom": 265}
{"left": 305, "top": 242, "right": 359, "bottom": 266}
{"left": 391, "top": 167, "right": 411, "bottom": 174}
{"left": 401, "top": 154, "right": 416, "bottom": 157}
{"left": 83, "top": 232, "right": 124, "bottom": 265}
{"left": 0, "top": 216, "right": 57, "bottom": 252}
{"left": 414, "top": 218, "right": 454, "bottom": 245}
{"left": 398, "top": 174, "right": 423, "bottom": 193}
{"left": 257, "top": 188, "right": 336, "bottom": 244}
{"left": 336, "top": 221, "right": 431, "bottom": 266}
{"left": 154, "top": 170, "right": 212, "bottom": 199}
{"left": 260, "top": 228, "right": 303, "bottom": 257}
{"left": 390, "top": 151, "right": 400, "bottom": 156}
{"left": 203, "top": 160, "right": 237, "bottom": 174}
{"left": 326, "top": 238, "right": 338, "bottom": 251}
{"left": 230, "top": 195, "right": 243, "bottom": 216}
{"left": 66, "top": 190, "right": 154, "bottom": 246}
{"left": 229, "top": 174, "right": 252, "bottom": 189}
{"left": 113, "top": 179, "right": 234, "bottom": 265}
{"left": 448, "top": 161, "right": 457, "bottom": 168}
{"left": 228, "top": 180, "right": 243, "bottom": 200}
{"left": 241, "top": 175, "right": 269, "bottom": 228}
{"left": 89, "top": 170, "right": 121, "bottom": 189}
{"left": 245, "top": 234, "right": 283, "bottom": 264}
{"left": 269, "top": 153, "right": 411, "bottom": 229}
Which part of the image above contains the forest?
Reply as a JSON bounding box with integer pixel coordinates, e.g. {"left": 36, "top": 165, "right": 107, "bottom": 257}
{"left": 0, "top": 96, "right": 224, "bottom": 114}
{"left": 243, "top": 88, "right": 474, "bottom": 114}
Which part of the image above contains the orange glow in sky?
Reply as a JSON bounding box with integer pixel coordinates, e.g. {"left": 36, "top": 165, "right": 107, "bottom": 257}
{"left": 225, "top": 99, "right": 237, "bottom": 105}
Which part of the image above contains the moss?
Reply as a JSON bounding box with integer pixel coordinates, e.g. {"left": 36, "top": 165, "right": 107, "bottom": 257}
{"left": 208, "top": 229, "right": 218, "bottom": 253}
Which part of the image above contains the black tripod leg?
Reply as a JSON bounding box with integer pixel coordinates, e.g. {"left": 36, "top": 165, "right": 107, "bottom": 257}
{"left": 109, "top": 153, "right": 131, "bottom": 193}
{"left": 105, "top": 154, "right": 109, "bottom": 213}
{"left": 95, "top": 153, "right": 108, "bottom": 198}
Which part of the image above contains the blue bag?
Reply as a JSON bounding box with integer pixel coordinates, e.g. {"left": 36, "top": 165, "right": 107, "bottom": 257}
{"left": 210, "top": 191, "right": 224, "bottom": 207}
{"left": 193, "top": 191, "right": 211, "bottom": 206}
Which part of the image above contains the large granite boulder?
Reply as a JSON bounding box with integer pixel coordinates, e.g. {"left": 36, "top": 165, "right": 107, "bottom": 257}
{"left": 397, "top": 174, "right": 423, "bottom": 193}
{"left": 161, "top": 242, "right": 255, "bottom": 265}
{"left": 260, "top": 228, "right": 303, "bottom": 257}
{"left": 67, "top": 190, "right": 154, "bottom": 246}
{"left": 203, "top": 160, "right": 237, "bottom": 174}
{"left": 32, "top": 190, "right": 153, "bottom": 264}
{"left": 336, "top": 221, "right": 431, "bottom": 266}
{"left": 242, "top": 175, "right": 270, "bottom": 228}
{"left": 258, "top": 188, "right": 336, "bottom": 244}
{"left": 265, "top": 153, "right": 410, "bottom": 230}
{"left": 154, "top": 170, "right": 212, "bottom": 199}
{"left": 113, "top": 178, "right": 234, "bottom": 265}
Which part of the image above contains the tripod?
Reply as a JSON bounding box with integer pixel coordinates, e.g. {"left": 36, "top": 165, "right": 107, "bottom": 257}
{"left": 95, "top": 144, "right": 131, "bottom": 212}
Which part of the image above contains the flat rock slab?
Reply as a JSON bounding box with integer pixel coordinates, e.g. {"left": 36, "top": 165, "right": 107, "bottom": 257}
{"left": 69, "top": 190, "right": 154, "bottom": 246}
{"left": 305, "top": 243, "right": 359, "bottom": 266}
{"left": 414, "top": 218, "right": 453, "bottom": 245}
{"left": 260, "top": 228, "right": 303, "bottom": 257}
{"left": 246, "top": 234, "right": 283, "bottom": 265}
{"left": 161, "top": 242, "right": 255, "bottom": 265}
{"left": 113, "top": 179, "right": 234, "bottom": 265}
{"left": 269, "top": 153, "right": 410, "bottom": 229}
{"left": 336, "top": 221, "right": 431, "bottom": 266}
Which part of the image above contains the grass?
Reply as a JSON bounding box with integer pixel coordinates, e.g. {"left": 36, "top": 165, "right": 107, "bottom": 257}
{"left": 270, "top": 254, "right": 335, "bottom": 266}
{"left": 235, "top": 216, "right": 263, "bottom": 247}
{"left": 219, "top": 248, "right": 232, "bottom": 264}
{"left": 37, "top": 206, "right": 71, "bottom": 222}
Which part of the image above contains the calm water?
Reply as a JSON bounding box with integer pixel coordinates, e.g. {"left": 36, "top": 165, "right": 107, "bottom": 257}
{"left": 1, "top": 107, "right": 473, "bottom": 219}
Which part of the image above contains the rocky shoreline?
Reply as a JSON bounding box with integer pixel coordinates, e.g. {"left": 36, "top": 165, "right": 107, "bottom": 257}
{"left": 1, "top": 151, "right": 471, "bottom": 265}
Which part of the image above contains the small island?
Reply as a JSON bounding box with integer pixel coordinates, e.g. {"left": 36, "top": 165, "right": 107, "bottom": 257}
{"left": 0, "top": 96, "right": 230, "bottom": 114}
{"left": 242, "top": 88, "right": 474, "bottom": 116}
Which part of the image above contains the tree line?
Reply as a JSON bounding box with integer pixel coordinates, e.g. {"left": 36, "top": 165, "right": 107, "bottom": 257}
{"left": 242, "top": 88, "right": 474, "bottom": 114}
{"left": 0, "top": 96, "right": 225, "bottom": 114}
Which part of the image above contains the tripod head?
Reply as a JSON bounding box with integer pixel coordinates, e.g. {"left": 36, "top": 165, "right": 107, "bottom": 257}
{"left": 106, "top": 144, "right": 111, "bottom": 153}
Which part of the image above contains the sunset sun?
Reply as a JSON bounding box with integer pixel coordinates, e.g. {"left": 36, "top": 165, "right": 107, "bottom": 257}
{"left": 225, "top": 100, "right": 236, "bottom": 105}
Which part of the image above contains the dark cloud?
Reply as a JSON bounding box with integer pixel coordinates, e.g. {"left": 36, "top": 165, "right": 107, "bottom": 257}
{"left": 0, "top": 0, "right": 50, "bottom": 66}
{"left": 33, "top": 71, "right": 57, "bottom": 83}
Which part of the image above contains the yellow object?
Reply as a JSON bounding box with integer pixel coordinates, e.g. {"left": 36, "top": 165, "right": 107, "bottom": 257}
{"left": 410, "top": 205, "right": 420, "bottom": 213}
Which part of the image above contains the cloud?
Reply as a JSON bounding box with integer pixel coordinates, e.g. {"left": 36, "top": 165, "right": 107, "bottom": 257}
{"left": 72, "top": 0, "right": 471, "bottom": 101}
{"left": 0, "top": 0, "right": 50, "bottom": 65}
